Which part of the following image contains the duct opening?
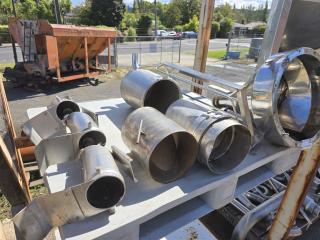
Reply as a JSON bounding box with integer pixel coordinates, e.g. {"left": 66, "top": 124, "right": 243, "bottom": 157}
{"left": 86, "top": 176, "right": 125, "bottom": 209}
{"left": 56, "top": 101, "right": 80, "bottom": 119}
{"left": 149, "top": 132, "right": 197, "bottom": 183}
{"left": 206, "top": 122, "right": 251, "bottom": 174}
{"left": 278, "top": 55, "right": 320, "bottom": 141}
{"left": 79, "top": 131, "right": 106, "bottom": 149}
{"left": 144, "top": 80, "right": 180, "bottom": 113}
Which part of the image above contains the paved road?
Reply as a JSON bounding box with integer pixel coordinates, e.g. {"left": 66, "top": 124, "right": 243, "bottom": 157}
{"left": 0, "top": 38, "right": 251, "bottom": 63}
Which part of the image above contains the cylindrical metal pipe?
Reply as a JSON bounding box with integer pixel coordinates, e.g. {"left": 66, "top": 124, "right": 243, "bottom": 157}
{"left": 65, "top": 112, "right": 106, "bottom": 149}
{"left": 120, "top": 69, "right": 180, "bottom": 113}
{"left": 122, "top": 107, "right": 197, "bottom": 183}
{"left": 81, "top": 145, "right": 125, "bottom": 209}
{"left": 252, "top": 47, "right": 320, "bottom": 147}
{"left": 166, "top": 99, "right": 251, "bottom": 174}
{"left": 55, "top": 99, "right": 81, "bottom": 120}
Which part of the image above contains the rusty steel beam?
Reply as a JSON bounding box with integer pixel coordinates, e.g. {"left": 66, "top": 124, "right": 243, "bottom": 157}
{"left": 268, "top": 140, "right": 320, "bottom": 239}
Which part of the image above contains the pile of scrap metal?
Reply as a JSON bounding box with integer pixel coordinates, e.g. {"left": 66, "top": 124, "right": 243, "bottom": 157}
{"left": 14, "top": 98, "right": 125, "bottom": 239}
{"left": 4, "top": 18, "right": 115, "bottom": 87}
{"left": 13, "top": 46, "right": 320, "bottom": 239}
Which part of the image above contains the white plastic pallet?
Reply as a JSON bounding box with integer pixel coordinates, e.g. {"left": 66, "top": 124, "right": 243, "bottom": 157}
{"left": 27, "top": 98, "right": 301, "bottom": 240}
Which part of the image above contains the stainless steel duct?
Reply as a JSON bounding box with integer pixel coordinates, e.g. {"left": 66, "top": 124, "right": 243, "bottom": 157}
{"left": 166, "top": 99, "right": 251, "bottom": 174}
{"left": 23, "top": 98, "right": 81, "bottom": 145}
{"left": 65, "top": 112, "right": 107, "bottom": 149}
{"left": 252, "top": 47, "right": 320, "bottom": 147}
{"left": 120, "top": 69, "right": 180, "bottom": 113}
{"left": 122, "top": 107, "right": 197, "bottom": 183}
{"left": 14, "top": 145, "right": 125, "bottom": 240}
{"left": 81, "top": 145, "right": 125, "bottom": 209}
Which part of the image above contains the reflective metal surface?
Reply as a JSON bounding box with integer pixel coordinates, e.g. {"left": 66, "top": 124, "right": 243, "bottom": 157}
{"left": 120, "top": 69, "right": 180, "bottom": 113}
{"left": 14, "top": 146, "right": 124, "bottom": 240}
{"left": 22, "top": 98, "right": 80, "bottom": 145}
{"left": 122, "top": 107, "right": 197, "bottom": 183}
{"left": 81, "top": 145, "right": 125, "bottom": 209}
{"left": 252, "top": 47, "right": 320, "bottom": 147}
{"left": 65, "top": 112, "right": 106, "bottom": 149}
{"left": 258, "top": 0, "right": 320, "bottom": 66}
{"left": 166, "top": 99, "right": 251, "bottom": 174}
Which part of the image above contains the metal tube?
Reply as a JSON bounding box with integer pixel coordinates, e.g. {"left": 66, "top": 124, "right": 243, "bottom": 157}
{"left": 252, "top": 47, "right": 320, "bottom": 147}
{"left": 120, "top": 69, "right": 180, "bottom": 113}
{"left": 231, "top": 192, "right": 284, "bottom": 240}
{"left": 81, "top": 145, "right": 125, "bottom": 209}
{"left": 64, "top": 112, "right": 106, "bottom": 149}
{"left": 166, "top": 99, "right": 251, "bottom": 174}
{"left": 268, "top": 140, "right": 320, "bottom": 239}
{"left": 122, "top": 107, "right": 197, "bottom": 183}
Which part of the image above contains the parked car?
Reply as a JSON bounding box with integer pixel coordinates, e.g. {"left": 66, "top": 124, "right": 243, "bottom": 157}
{"left": 174, "top": 32, "right": 183, "bottom": 40}
{"left": 182, "top": 31, "right": 198, "bottom": 39}
{"left": 155, "top": 30, "right": 169, "bottom": 37}
{"left": 168, "top": 31, "right": 177, "bottom": 37}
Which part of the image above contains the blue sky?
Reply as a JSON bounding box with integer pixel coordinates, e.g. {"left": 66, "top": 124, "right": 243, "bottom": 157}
{"left": 72, "top": 0, "right": 272, "bottom": 8}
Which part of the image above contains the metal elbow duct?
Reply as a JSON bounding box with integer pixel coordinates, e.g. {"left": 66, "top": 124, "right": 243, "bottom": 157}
{"left": 166, "top": 99, "right": 251, "bottom": 174}
{"left": 65, "top": 112, "right": 106, "bottom": 149}
{"left": 22, "top": 98, "right": 81, "bottom": 145}
{"left": 13, "top": 145, "right": 125, "bottom": 240}
{"left": 121, "top": 107, "right": 197, "bottom": 183}
{"left": 252, "top": 47, "right": 320, "bottom": 147}
{"left": 81, "top": 145, "right": 125, "bottom": 209}
{"left": 120, "top": 69, "right": 180, "bottom": 113}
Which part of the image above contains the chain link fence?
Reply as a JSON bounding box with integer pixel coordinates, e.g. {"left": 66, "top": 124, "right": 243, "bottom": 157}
{"left": 111, "top": 36, "right": 183, "bottom": 68}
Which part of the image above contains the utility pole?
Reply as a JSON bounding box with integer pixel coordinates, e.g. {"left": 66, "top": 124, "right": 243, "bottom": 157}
{"left": 154, "top": 0, "right": 158, "bottom": 36}
{"left": 192, "top": 0, "right": 215, "bottom": 94}
{"left": 53, "top": 0, "right": 62, "bottom": 24}
{"left": 11, "top": 0, "right": 17, "bottom": 17}
{"left": 11, "top": 0, "right": 18, "bottom": 63}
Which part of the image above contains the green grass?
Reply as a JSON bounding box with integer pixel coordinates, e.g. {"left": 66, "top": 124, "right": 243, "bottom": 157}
{"left": 208, "top": 48, "right": 249, "bottom": 59}
{"left": 0, "top": 63, "right": 14, "bottom": 73}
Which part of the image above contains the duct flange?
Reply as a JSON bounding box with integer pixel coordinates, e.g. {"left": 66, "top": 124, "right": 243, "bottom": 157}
{"left": 121, "top": 107, "right": 197, "bottom": 183}
{"left": 252, "top": 47, "right": 320, "bottom": 148}
{"left": 22, "top": 98, "right": 80, "bottom": 145}
{"left": 120, "top": 69, "right": 180, "bottom": 113}
{"left": 166, "top": 99, "right": 251, "bottom": 174}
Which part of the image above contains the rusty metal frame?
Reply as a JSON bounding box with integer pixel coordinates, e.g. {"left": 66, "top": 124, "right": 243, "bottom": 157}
{"left": 0, "top": 76, "right": 31, "bottom": 202}
{"left": 268, "top": 141, "right": 320, "bottom": 239}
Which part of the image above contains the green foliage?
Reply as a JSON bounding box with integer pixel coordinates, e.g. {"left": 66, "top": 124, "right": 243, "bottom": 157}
{"left": 219, "top": 17, "right": 233, "bottom": 38}
{"left": 120, "top": 12, "right": 137, "bottom": 30}
{"left": 0, "top": 0, "right": 71, "bottom": 24}
{"left": 162, "top": 3, "right": 181, "bottom": 28}
{"left": 0, "top": 24, "right": 10, "bottom": 44}
{"left": 174, "top": 25, "right": 183, "bottom": 32}
{"left": 211, "top": 21, "right": 220, "bottom": 38}
{"left": 125, "top": 27, "right": 136, "bottom": 41}
{"left": 136, "top": 14, "right": 152, "bottom": 36}
{"left": 255, "top": 25, "right": 267, "bottom": 34}
{"left": 182, "top": 15, "right": 199, "bottom": 32}
{"left": 86, "top": 0, "right": 125, "bottom": 27}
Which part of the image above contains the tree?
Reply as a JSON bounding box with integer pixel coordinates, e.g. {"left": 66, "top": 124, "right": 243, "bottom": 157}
{"left": 262, "top": 1, "right": 268, "bottom": 22}
{"left": 81, "top": 0, "right": 125, "bottom": 27}
{"left": 169, "top": 0, "right": 200, "bottom": 25}
{"left": 136, "top": 14, "right": 152, "bottom": 36}
{"left": 211, "top": 21, "right": 220, "bottom": 38}
{"left": 121, "top": 12, "right": 137, "bottom": 29}
{"left": 182, "top": 15, "right": 199, "bottom": 32}
{"left": 162, "top": 3, "right": 181, "bottom": 28}
{"left": 219, "top": 17, "right": 233, "bottom": 38}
